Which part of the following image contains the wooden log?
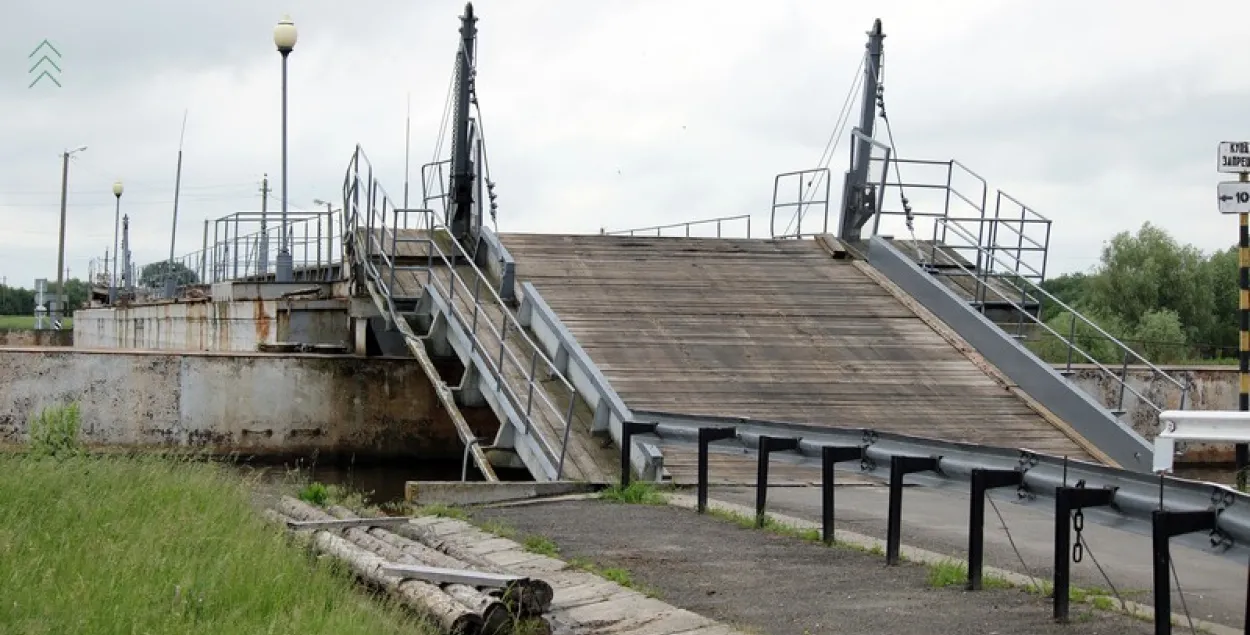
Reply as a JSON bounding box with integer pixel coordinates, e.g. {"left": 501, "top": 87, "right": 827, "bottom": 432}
{"left": 383, "top": 509, "right": 557, "bottom": 606}
{"left": 266, "top": 508, "right": 482, "bottom": 635}
{"left": 324, "top": 504, "right": 554, "bottom": 616}
{"left": 277, "top": 498, "right": 510, "bottom": 633}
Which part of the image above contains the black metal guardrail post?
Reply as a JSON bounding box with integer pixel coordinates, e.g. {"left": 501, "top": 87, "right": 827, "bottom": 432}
{"left": 1150, "top": 510, "right": 1219, "bottom": 635}
{"left": 697, "top": 427, "right": 737, "bottom": 513}
{"left": 967, "top": 468, "right": 1023, "bottom": 590}
{"left": 886, "top": 455, "right": 941, "bottom": 565}
{"left": 820, "top": 446, "right": 866, "bottom": 545}
{"left": 619, "top": 421, "right": 658, "bottom": 488}
{"left": 1052, "top": 486, "right": 1116, "bottom": 623}
{"left": 756, "top": 436, "right": 800, "bottom": 527}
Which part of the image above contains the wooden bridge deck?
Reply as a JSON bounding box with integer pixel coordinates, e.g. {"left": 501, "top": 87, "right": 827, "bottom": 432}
{"left": 499, "top": 233, "right": 1093, "bottom": 461}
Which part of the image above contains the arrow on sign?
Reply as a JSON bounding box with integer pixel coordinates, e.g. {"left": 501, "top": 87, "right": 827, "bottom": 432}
{"left": 1218, "top": 181, "right": 1250, "bottom": 214}
{"left": 28, "top": 55, "right": 61, "bottom": 75}
{"left": 28, "top": 39, "right": 61, "bottom": 59}
{"left": 29, "top": 70, "right": 61, "bottom": 88}
{"left": 27, "top": 39, "right": 62, "bottom": 88}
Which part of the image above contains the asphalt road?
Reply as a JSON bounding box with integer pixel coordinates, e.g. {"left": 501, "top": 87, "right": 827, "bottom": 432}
{"left": 473, "top": 499, "right": 1160, "bottom": 635}
{"left": 708, "top": 480, "right": 1245, "bottom": 630}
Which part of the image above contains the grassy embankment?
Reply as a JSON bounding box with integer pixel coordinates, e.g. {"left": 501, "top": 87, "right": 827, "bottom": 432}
{"left": 0, "top": 315, "right": 71, "bottom": 329}
{"left": 0, "top": 402, "right": 434, "bottom": 635}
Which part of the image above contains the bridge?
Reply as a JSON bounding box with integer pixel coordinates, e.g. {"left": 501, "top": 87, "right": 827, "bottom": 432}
{"left": 322, "top": 11, "right": 1184, "bottom": 484}
{"left": 38, "top": 6, "right": 1250, "bottom": 633}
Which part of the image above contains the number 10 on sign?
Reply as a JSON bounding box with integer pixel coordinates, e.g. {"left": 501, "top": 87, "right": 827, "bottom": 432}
{"left": 1218, "top": 182, "right": 1250, "bottom": 215}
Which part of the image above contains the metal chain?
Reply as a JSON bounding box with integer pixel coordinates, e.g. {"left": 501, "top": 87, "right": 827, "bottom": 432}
{"left": 1169, "top": 556, "right": 1198, "bottom": 634}
{"left": 986, "top": 494, "right": 1045, "bottom": 595}
{"left": 1072, "top": 510, "right": 1084, "bottom": 563}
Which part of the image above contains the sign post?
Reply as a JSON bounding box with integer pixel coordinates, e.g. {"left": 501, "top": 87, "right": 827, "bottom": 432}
{"left": 1218, "top": 141, "right": 1250, "bottom": 490}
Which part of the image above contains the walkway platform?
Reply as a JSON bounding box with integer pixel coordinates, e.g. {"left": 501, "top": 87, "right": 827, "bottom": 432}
{"left": 500, "top": 233, "right": 1095, "bottom": 461}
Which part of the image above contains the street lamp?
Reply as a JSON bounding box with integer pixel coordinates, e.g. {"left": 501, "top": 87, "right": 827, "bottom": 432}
{"left": 273, "top": 15, "right": 297, "bottom": 282}
{"left": 110, "top": 180, "right": 123, "bottom": 304}
{"left": 54, "top": 145, "right": 87, "bottom": 323}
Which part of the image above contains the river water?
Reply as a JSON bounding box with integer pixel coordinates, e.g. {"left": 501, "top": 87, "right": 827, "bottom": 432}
{"left": 1174, "top": 466, "right": 1241, "bottom": 487}
{"left": 236, "top": 458, "right": 481, "bottom": 506}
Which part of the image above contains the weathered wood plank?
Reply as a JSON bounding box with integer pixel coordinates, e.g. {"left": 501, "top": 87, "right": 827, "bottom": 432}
{"left": 500, "top": 233, "right": 1094, "bottom": 462}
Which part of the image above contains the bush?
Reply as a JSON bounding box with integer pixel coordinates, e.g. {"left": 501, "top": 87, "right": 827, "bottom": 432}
{"left": 28, "top": 401, "right": 82, "bottom": 458}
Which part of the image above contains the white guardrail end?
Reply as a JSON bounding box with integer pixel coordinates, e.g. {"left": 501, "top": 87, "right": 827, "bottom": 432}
{"left": 1154, "top": 410, "right": 1250, "bottom": 474}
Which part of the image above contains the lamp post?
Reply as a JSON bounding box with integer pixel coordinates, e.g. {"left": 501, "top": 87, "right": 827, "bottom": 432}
{"left": 273, "top": 15, "right": 298, "bottom": 282}
{"left": 54, "top": 145, "right": 87, "bottom": 322}
{"left": 110, "top": 180, "right": 123, "bottom": 304}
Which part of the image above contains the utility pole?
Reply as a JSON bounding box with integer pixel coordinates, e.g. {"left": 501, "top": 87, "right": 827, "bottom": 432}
{"left": 404, "top": 92, "right": 411, "bottom": 209}
{"left": 1215, "top": 142, "right": 1250, "bottom": 488}
{"left": 837, "top": 19, "right": 885, "bottom": 243}
{"left": 121, "top": 214, "right": 131, "bottom": 296}
{"left": 166, "top": 111, "right": 188, "bottom": 298}
{"left": 259, "top": 174, "right": 271, "bottom": 275}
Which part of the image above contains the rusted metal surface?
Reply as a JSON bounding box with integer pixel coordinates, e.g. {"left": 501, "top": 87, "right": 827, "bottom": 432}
{"left": 73, "top": 298, "right": 349, "bottom": 352}
{"left": 1063, "top": 364, "right": 1242, "bottom": 463}
{"left": 0, "top": 349, "right": 496, "bottom": 460}
{"left": 0, "top": 329, "right": 72, "bottom": 347}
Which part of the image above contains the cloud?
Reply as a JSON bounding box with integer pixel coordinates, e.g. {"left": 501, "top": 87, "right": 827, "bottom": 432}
{"left": 0, "top": 0, "right": 1246, "bottom": 291}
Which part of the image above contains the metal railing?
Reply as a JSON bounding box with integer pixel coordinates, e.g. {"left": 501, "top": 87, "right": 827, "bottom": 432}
{"left": 936, "top": 218, "right": 1190, "bottom": 417}
{"left": 770, "top": 168, "right": 833, "bottom": 239}
{"left": 344, "top": 145, "right": 582, "bottom": 479}
{"left": 602, "top": 214, "right": 752, "bottom": 239}
{"left": 134, "top": 209, "right": 343, "bottom": 299}
{"left": 867, "top": 156, "right": 1053, "bottom": 287}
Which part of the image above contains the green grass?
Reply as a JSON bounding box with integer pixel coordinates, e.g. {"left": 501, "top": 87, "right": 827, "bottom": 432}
{"left": 698, "top": 503, "right": 1138, "bottom": 617}
{"left": 0, "top": 315, "right": 71, "bottom": 330}
{"left": 926, "top": 559, "right": 1012, "bottom": 590}
{"left": 413, "top": 502, "right": 469, "bottom": 520}
{"left": 521, "top": 534, "right": 560, "bottom": 557}
{"left": 567, "top": 557, "right": 661, "bottom": 598}
{"left": 598, "top": 481, "right": 668, "bottom": 505}
{"left": 0, "top": 452, "right": 435, "bottom": 635}
{"left": 27, "top": 402, "right": 83, "bottom": 458}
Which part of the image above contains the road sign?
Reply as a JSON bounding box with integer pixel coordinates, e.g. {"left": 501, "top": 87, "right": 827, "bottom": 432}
{"left": 1218, "top": 181, "right": 1250, "bottom": 214}
{"left": 1219, "top": 142, "right": 1250, "bottom": 173}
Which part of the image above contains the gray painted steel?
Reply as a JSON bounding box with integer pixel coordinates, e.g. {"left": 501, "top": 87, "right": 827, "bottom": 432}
{"left": 631, "top": 409, "right": 1250, "bottom": 562}
{"left": 418, "top": 283, "right": 563, "bottom": 481}
{"left": 517, "top": 281, "right": 666, "bottom": 482}
{"left": 866, "top": 235, "right": 1153, "bottom": 471}
{"left": 380, "top": 563, "right": 523, "bottom": 589}
{"left": 475, "top": 226, "right": 516, "bottom": 303}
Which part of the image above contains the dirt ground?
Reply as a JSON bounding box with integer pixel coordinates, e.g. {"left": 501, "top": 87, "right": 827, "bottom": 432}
{"left": 470, "top": 500, "right": 1157, "bottom": 635}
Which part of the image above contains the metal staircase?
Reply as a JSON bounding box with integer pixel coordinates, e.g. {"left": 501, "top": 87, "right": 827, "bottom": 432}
{"left": 342, "top": 145, "right": 608, "bottom": 482}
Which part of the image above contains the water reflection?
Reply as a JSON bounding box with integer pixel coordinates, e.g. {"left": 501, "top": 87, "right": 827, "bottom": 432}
{"left": 1174, "top": 466, "right": 1239, "bottom": 486}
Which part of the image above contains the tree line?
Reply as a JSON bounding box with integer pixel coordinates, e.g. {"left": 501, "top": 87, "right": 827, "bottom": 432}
{"left": 0, "top": 280, "right": 89, "bottom": 317}
{"left": 1033, "top": 222, "right": 1238, "bottom": 365}
{"left": 0, "top": 261, "right": 202, "bottom": 318}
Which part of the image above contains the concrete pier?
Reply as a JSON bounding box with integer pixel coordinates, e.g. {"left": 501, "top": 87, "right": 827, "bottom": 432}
{"left": 0, "top": 347, "right": 497, "bottom": 461}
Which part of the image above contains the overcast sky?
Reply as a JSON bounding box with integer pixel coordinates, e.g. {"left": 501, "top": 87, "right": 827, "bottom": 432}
{"left": 1, "top": 0, "right": 1246, "bottom": 289}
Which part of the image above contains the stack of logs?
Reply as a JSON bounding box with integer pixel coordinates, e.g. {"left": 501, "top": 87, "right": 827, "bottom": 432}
{"left": 266, "top": 496, "right": 555, "bottom": 635}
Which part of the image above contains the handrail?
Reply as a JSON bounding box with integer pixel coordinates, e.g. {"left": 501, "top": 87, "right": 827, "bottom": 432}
{"left": 134, "top": 209, "right": 342, "bottom": 297}
{"left": 603, "top": 214, "right": 752, "bottom": 238}
{"left": 410, "top": 226, "right": 576, "bottom": 475}
{"left": 344, "top": 144, "right": 581, "bottom": 479}
{"left": 936, "top": 217, "right": 1189, "bottom": 415}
